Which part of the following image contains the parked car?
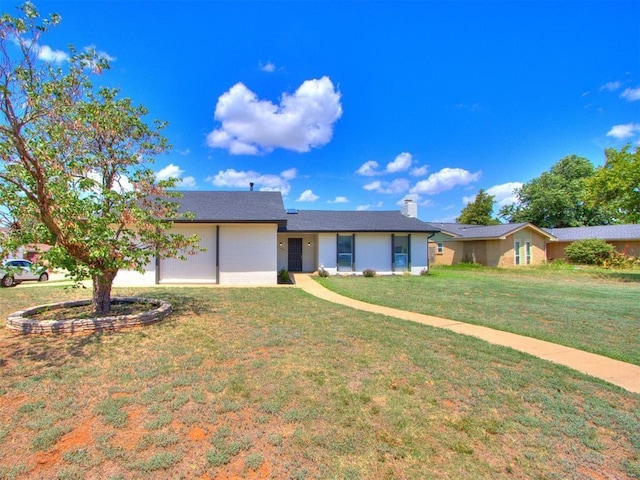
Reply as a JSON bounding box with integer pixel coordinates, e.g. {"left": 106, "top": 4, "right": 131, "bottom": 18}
{"left": 0, "top": 259, "right": 49, "bottom": 287}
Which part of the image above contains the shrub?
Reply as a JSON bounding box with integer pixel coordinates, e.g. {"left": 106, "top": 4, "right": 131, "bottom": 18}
{"left": 565, "top": 239, "right": 614, "bottom": 266}
{"left": 278, "top": 268, "right": 291, "bottom": 284}
{"left": 362, "top": 269, "right": 376, "bottom": 277}
{"left": 604, "top": 251, "right": 639, "bottom": 269}
{"left": 317, "top": 267, "right": 329, "bottom": 277}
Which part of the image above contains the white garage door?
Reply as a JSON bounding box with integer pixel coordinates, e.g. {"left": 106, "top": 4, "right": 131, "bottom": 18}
{"left": 159, "top": 225, "right": 216, "bottom": 283}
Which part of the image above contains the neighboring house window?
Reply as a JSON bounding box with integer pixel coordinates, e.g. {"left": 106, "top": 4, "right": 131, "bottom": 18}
{"left": 525, "top": 241, "right": 532, "bottom": 265}
{"left": 515, "top": 241, "right": 520, "bottom": 265}
{"left": 393, "top": 235, "right": 410, "bottom": 271}
{"left": 437, "top": 242, "right": 444, "bottom": 254}
{"left": 337, "top": 235, "right": 354, "bottom": 272}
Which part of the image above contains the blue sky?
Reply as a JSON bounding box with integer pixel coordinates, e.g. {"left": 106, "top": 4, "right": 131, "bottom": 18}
{"left": 8, "top": 0, "right": 640, "bottom": 221}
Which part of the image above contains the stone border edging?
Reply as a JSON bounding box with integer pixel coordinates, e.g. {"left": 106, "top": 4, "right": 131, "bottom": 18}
{"left": 6, "top": 297, "right": 172, "bottom": 334}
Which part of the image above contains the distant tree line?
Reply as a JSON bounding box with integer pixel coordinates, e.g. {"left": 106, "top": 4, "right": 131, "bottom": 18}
{"left": 456, "top": 146, "right": 640, "bottom": 227}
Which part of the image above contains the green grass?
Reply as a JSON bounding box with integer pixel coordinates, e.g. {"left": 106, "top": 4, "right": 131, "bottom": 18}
{"left": 317, "top": 264, "right": 640, "bottom": 365}
{"left": 0, "top": 282, "right": 638, "bottom": 479}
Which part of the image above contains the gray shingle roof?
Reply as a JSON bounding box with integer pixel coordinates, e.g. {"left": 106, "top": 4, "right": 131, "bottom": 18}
{"left": 172, "top": 191, "right": 287, "bottom": 224}
{"left": 545, "top": 224, "right": 640, "bottom": 241}
{"left": 283, "top": 210, "right": 438, "bottom": 233}
{"left": 428, "top": 222, "right": 555, "bottom": 240}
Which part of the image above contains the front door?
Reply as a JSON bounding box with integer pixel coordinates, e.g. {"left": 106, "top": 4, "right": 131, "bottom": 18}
{"left": 288, "top": 238, "right": 303, "bottom": 272}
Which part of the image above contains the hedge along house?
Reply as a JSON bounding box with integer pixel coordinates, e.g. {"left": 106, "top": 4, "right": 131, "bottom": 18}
{"left": 277, "top": 200, "right": 438, "bottom": 276}
{"left": 427, "top": 222, "right": 556, "bottom": 267}
{"left": 113, "top": 192, "right": 437, "bottom": 286}
{"left": 545, "top": 224, "right": 640, "bottom": 261}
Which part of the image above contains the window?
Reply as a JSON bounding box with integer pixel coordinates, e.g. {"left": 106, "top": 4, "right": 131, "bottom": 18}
{"left": 393, "top": 235, "right": 409, "bottom": 271}
{"left": 337, "top": 235, "right": 354, "bottom": 271}
{"left": 437, "top": 242, "right": 444, "bottom": 254}
{"left": 515, "top": 239, "right": 532, "bottom": 265}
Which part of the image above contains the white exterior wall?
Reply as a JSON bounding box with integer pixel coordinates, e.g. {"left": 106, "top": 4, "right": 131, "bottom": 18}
{"left": 316, "top": 232, "right": 428, "bottom": 276}
{"left": 114, "top": 261, "right": 156, "bottom": 286}
{"left": 219, "top": 224, "right": 277, "bottom": 285}
{"left": 317, "top": 233, "right": 338, "bottom": 274}
{"left": 356, "top": 233, "right": 393, "bottom": 274}
{"left": 410, "top": 233, "right": 429, "bottom": 274}
{"left": 160, "top": 224, "right": 217, "bottom": 283}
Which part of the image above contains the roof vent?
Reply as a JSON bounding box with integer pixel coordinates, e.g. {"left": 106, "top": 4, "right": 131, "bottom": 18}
{"left": 250, "top": 182, "right": 254, "bottom": 191}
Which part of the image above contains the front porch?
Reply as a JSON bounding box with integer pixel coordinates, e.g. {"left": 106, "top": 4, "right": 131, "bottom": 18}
{"left": 277, "top": 234, "right": 318, "bottom": 273}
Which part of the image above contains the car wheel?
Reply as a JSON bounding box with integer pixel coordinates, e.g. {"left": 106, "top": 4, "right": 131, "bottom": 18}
{"left": 1, "top": 275, "right": 15, "bottom": 288}
{"left": 38, "top": 272, "right": 49, "bottom": 282}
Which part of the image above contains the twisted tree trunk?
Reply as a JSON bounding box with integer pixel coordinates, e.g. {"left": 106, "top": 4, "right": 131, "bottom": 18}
{"left": 92, "top": 269, "right": 117, "bottom": 315}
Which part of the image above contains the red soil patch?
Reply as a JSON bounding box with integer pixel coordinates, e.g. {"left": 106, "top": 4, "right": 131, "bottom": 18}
{"left": 32, "top": 418, "right": 94, "bottom": 475}
{"left": 188, "top": 425, "right": 207, "bottom": 441}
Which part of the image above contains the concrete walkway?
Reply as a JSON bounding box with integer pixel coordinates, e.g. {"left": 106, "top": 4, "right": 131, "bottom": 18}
{"left": 294, "top": 274, "right": 640, "bottom": 394}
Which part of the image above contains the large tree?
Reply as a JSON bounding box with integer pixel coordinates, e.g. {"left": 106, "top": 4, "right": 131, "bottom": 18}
{"left": 499, "top": 155, "right": 611, "bottom": 228}
{"left": 584, "top": 145, "right": 640, "bottom": 224}
{"left": 456, "top": 189, "right": 500, "bottom": 225}
{"left": 0, "top": 3, "right": 198, "bottom": 313}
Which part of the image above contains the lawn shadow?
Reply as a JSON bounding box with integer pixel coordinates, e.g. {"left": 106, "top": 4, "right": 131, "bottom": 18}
{"left": 600, "top": 271, "right": 640, "bottom": 283}
{"left": 1, "top": 330, "right": 107, "bottom": 369}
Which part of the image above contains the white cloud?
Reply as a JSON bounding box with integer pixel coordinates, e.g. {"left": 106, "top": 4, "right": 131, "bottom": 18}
{"left": 410, "top": 165, "right": 428, "bottom": 177}
{"left": 328, "top": 196, "right": 349, "bottom": 204}
{"left": 178, "top": 176, "right": 196, "bottom": 188}
{"left": 486, "top": 182, "right": 523, "bottom": 207}
{"left": 385, "top": 152, "right": 412, "bottom": 173}
{"left": 410, "top": 167, "right": 481, "bottom": 195}
{"left": 37, "top": 45, "right": 69, "bottom": 63}
{"left": 356, "top": 201, "right": 383, "bottom": 211}
{"left": 396, "top": 194, "right": 435, "bottom": 208}
{"left": 259, "top": 61, "right": 276, "bottom": 72}
{"left": 462, "top": 182, "right": 522, "bottom": 207}
{"left": 606, "top": 123, "right": 640, "bottom": 139}
{"left": 207, "top": 76, "right": 342, "bottom": 155}
{"left": 600, "top": 81, "right": 622, "bottom": 92}
{"left": 206, "top": 168, "right": 296, "bottom": 196}
{"left": 86, "top": 169, "right": 132, "bottom": 193}
{"left": 156, "top": 163, "right": 196, "bottom": 188}
{"left": 363, "top": 181, "right": 382, "bottom": 191}
{"left": 621, "top": 87, "right": 640, "bottom": 101}
{"left": 356, "top": 160, "right": 380, "bottom": 176}
{"left": 280, "top": 168, "right": 297, "bottom": 180}
{"left": 386, "top": 178, "right": 410, "bottom": 194}
{"left": 363, "top": 179, "right": 410, "bottom": 194}
{"left": 297, "top": 189, "right": 319, "bottom": 202}
{"left": 156, "top": 164, "right": 183, "bottom": 181}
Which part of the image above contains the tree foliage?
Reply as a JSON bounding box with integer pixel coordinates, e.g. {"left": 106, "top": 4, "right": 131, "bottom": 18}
{"left": 499, "top": 155, "right": 611, "bottom": 228}
{"left": 0, "top": 3, "right": 198, "bottom": 313}
{"left": 584, "top": 145, "right": 640, "bottom": 224}
{"left": 456, "top": 189, "right": 500, "bottom": 225}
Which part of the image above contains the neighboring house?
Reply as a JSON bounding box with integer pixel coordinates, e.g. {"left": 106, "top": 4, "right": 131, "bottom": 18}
{"left": 426, "top": 222, "right": 556, "bottom": 267}
{"left": 545, "top": 224, "right": 640, "bottom": 261}
{"left": 114, "top": 192, "right": 437, "bottom": 286}
{"left": 0, "top": 227, "right": 51, "bottom": 263}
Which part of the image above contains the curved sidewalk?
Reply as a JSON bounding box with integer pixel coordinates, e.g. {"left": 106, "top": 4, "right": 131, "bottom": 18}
{"left": 294, "top": 274, "right": 640, "bottom": 394}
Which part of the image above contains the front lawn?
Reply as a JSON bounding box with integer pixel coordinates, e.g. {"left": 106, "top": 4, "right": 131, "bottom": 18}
{"left": 317, "top": 264, "right": 640, "bottom": 366}
{"left": 0, "top": 285, "right": 638, "bottom": 479}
